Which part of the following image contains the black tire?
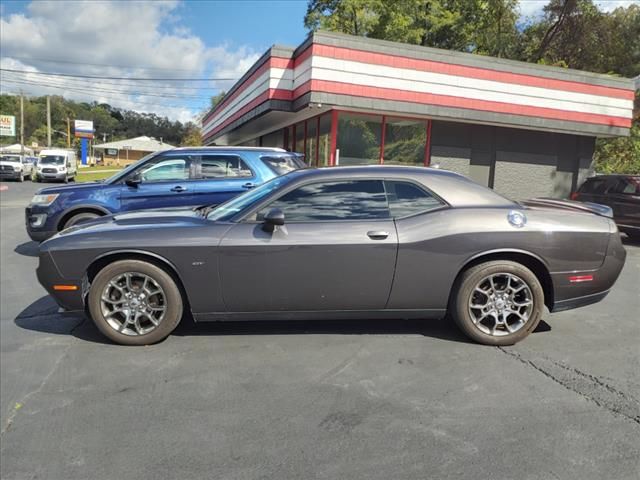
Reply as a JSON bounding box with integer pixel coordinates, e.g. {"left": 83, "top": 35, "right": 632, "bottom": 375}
{"left": 450, "top": 260, "right": 544, "bottom": 346}
{"left": 88, "top": 260, "right": 184, "bottom": 345}
{"left": 62, "top": 211, "right": 101, "bottom": 229}
{"left": 35, "top": 176, "right": 41, "bottom": 182}
{"left": 63, "top": 175, "right": 69, "bottom": 183}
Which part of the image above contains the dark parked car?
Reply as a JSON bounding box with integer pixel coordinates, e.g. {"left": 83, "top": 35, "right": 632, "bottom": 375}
{"left": 571, "top": 175, "right": 639, "bottom": 240}
{"left": 37, "top": 166, "right": 626, "bottom": 346}
{"left": 25, "top": 147, "right": 305, "bottom": 241}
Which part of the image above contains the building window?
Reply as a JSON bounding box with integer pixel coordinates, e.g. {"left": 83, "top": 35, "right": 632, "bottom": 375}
{"left": 383, "top": 118, "right": 427, "bottom": 165}
{"left": 337, "top": 113, "right": 382, "bottom": 166}
{"left": 317, "top": 114, "right": 332, "bottom": 167}
{"left": 305, "top": 119, "right": 318, "bottom": 166}
{"left": 261, "top": 130, "right": 282, "bottom": 148}
{"left": 295, "top": 122, "right": 305, "bottom": 156}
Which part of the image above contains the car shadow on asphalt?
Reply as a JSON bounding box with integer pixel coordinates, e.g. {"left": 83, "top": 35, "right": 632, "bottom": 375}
{"left": 14, "top": 240, "right": 39, "bottom": 257}
{"left": 15, "top": 295, "right": 552, "bottom": 346}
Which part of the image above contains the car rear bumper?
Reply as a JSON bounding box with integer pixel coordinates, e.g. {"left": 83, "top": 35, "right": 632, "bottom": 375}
{"left": 550, "top": 231, "right": 626, "bottom": 313}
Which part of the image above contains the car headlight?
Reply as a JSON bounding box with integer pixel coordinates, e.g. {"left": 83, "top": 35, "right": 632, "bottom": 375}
{"left": 14, "top": 165, "right": 22, "bottom": 171}
{"left": 58, "top": 167, "right": 66, "bottom": 172}
{"left": 30, "top": 194, "right": 60, "bottom": 206}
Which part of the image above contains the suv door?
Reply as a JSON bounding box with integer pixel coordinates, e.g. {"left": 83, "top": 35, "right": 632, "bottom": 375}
{"left": 120, "top": 154, "right": 199, "bottom": 211}
{"left": 218, "top": 179, "right": 398, "bottom": 312}
{"left": 606, "top": 177, "right": 640, "bottom": 231}
{"left": 193, "top": 154, "right": 257, "bottom": 207}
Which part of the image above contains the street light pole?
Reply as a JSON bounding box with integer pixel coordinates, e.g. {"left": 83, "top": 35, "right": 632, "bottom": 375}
{"left": 46, "top": 95, "right": 52, "bottom": 147}
{"left": 20, "top": 91, "right": 24, "bottom": 156}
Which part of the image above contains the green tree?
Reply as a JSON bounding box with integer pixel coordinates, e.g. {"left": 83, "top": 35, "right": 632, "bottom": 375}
{"left": 210, "top": 91, "right": 227, "bottom": 109}
{"left": 180, "top": 122, "right": 203, "bottom": 146}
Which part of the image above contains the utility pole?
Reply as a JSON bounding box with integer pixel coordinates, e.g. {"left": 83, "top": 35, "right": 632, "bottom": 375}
{"left": 66, "top": 117, "right": 71, "bottom": 148}
{"left": 46, "top": 95, "right": 52, "bottom": 147}
{"left": 20, "top": 91, "right": 24, "bottom": 156}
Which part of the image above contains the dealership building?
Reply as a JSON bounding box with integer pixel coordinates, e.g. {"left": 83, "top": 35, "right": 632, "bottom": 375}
{"left": 202, "top": 31, "right": 635, "bottom": 199}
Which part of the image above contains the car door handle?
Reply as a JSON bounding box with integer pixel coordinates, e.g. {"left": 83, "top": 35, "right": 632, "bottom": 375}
{"left": 170, "top": 186, "right": 187, "bottom": 192}
{"left": 367, "top": 230, "right": 389, "bottom": 240}
{"left": 242, "top": 182, "right": 256, "bottom": 189}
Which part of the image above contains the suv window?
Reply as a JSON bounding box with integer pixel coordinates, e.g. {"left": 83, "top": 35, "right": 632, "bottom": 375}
{"left": 579, "top": 177, "right": 608, "bottom": 194}
{"left": 261, "top": 154, "right": 306, "bottom": 175}
{"left": 385, "top": 180, "right": 444, "bottom": 217}
{"left": 200, "top": 155, "right": 252, "bottom": 179}
{"left": 257, "top": 180, "right": 390, "bottom": 222}
{"left": 138, "top": 157, "right": 192, "bottom": 182}
{"left": 608, "top": 177, "right": 640, "bottom": 195}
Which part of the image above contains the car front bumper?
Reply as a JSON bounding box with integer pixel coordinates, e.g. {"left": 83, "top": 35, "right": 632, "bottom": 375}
{"left": 36, "top": 250, "right": 85, "bottom": 312}
{"left": 36, "top": 171, "right": 67, "bottom": 180}
{"left": 25, "top": 206, "right": 57, "bottom": 242}
{"left": 0, "top": 170, "right": 23, "bottom": 179}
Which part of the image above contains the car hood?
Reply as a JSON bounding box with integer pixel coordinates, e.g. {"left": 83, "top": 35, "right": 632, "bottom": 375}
{"left": 51, "top": 207, "right": 209, "bottom": 239}
{"left": 0, "top": 160, "right": 22, "bottom": 167}
{"left": 36, "top": 181, "right": 106, "bottom": 195}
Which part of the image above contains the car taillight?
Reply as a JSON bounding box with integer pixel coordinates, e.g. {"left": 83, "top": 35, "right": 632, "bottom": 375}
{"left": 570, "top": 192, "right": 579, "bottom": 200}
{"left": 568, "top": 275, "right": 593, "bottom": 283}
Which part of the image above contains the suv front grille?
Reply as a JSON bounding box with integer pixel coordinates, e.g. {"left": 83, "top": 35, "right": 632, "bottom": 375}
{"left": 42, "top": 168, "right": 57, "bottom": 174}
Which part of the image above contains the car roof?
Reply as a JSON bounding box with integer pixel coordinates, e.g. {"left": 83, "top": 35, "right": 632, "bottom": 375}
{"left": 169, "top": 146, "right": 289, "bottom": 153}
{"left": 282, "top": 165, "right": 516, "bottom": 208}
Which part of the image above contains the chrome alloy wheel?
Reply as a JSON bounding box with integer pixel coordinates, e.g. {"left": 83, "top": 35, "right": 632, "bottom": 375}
{"left": 468, "top": 273, "right": 534, "bottom": 336}
{"left": 100, "top": 272, "right": 167, "bottom": 336}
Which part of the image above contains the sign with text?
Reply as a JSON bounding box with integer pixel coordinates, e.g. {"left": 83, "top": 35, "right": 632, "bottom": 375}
{"left": 74, "top": 119, "right": 94, "bottom": 138}
{"left": 0, "top": 115, "right": 16, "bottom": 136}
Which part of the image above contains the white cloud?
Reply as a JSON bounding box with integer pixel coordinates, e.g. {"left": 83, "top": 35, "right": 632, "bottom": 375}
{"left": 0, "top": 0, "right": 260, "bottom": 122}
{"left": 517, "top": 0, "right": 639, "bottom": 19}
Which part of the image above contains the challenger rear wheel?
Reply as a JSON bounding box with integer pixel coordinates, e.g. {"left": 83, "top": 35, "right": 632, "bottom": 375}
{"left": 88, "top": 260, "right": 183, "bottom": 345}
{"left": 451, "top": 261, "right": 544, "bottom": 346}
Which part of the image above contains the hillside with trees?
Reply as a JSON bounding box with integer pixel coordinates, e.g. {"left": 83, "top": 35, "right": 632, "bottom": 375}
{"left": 304, "top": 0, "right": 640, "bottom": 173}
{"left": 0, "top": 94, "right": 202, "bottom": 149}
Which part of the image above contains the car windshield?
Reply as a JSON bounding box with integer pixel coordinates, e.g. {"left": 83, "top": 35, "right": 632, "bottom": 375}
{"left": 0, "top": 155, "right": 21, "bottom": 163}
{"left": 40, "top": 155, "right": 65, "bottom": 165}
{"left": 260, "top": 153, "right": 306, "bottom": 175}
{"left": 207, "top": 175, "right": 292, "bottom": 222}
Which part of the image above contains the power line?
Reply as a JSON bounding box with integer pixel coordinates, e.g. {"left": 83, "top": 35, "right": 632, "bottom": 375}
{"left": 0, "top": 81, "right": 207, "bottom": 111}
{"left": 1, "top": 77, "right": 213, "bottom": 100}
{"left": 1, "top": 55, "right": 211, "bottom": 72}
{"left": 1, "top": 70, "right": 223, "bottom": 91}
{"left": 0, "top": 67, "right": 235, "bottom": 82}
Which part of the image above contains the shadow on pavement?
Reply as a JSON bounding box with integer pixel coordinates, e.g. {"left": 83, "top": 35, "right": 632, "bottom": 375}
{"left": 14, "top": 241, "right": 39, "bottom": 257}
{"left": 15, "top": 295, "right": 552, "bottom": 346}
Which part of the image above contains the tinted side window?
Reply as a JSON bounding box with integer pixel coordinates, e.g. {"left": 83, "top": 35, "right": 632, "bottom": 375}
{"left": 259, "top": 180, "right": 389, "bottom": 221}
{"left": 200, "top": 155, "right": 252, "bottom": 179}
{"left": 608, "top": 178, "right": 640, "bottom": 195}
{"left": 385, "top": 181, "right": 444, "bottom": 217}
{"left": 138, "top": 156, "right": 192, "bottom": 182}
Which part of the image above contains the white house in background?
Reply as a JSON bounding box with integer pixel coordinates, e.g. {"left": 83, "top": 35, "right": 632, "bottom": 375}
{"left": 93, "top": 136, "right": 174, "bottom": 166}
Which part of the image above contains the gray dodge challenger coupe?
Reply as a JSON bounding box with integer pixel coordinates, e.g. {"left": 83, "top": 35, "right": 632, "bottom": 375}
{"left": 36, "top": 166, "right": 626, "bottom": 346}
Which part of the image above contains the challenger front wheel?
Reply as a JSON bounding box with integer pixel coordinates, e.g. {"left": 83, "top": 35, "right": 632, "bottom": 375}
{"left": 88, "top": 260, "right": 183, "bottom": 345}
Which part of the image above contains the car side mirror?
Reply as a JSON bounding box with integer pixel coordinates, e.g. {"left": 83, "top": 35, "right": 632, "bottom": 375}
{"left": 262, "top": 208, "right": 285, "bottom": 233}
{"left": 125, "top": 173, "right": 142, "bottom": 187}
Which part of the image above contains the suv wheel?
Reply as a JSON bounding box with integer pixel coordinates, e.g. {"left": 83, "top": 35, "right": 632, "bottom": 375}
{"left": 62, "top": 212, "right": 101, "bottom": 229}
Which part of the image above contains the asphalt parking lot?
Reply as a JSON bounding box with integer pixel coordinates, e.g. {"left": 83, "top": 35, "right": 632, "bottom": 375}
{"left": 1, "top": 180, "right": 639, "bottom": 480}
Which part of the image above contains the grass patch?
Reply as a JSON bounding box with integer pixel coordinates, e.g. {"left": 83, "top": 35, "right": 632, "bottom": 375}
{"left": 76, "top": 168, "right": 123, "bottom": 182}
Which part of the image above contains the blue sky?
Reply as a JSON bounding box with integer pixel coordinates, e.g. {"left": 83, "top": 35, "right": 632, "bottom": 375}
{"left": 0, "top": 0, "right": 637, "bottom": 122}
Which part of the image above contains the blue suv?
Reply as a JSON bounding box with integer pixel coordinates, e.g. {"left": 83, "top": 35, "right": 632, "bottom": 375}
{"left": 26, "top": 147, "right": 305, "bottom": 241}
